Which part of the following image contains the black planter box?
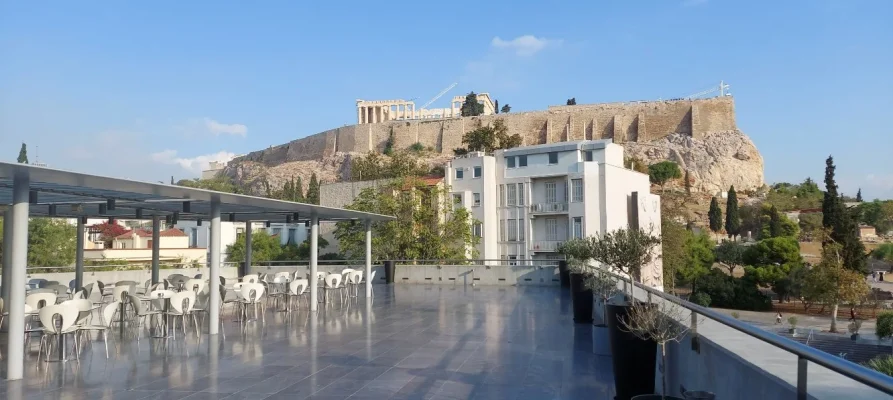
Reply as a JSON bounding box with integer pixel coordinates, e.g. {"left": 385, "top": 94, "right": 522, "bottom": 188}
{"left": 384, "top": 261, "right": 396, "bottom": 284}
{"left": 570, "top": 273, "right": 594, "bottom": 324}
{"left": 607, "top": 303, "right": 657, "bottom": 400}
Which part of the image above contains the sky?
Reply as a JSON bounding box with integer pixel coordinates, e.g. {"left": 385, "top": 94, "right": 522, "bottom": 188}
{"left": 1, "top": 1, "right": 891, "bottom": 199}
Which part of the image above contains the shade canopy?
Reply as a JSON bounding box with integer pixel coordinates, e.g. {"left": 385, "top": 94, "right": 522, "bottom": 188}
{"left": 0, "top": 162, "right": 394, "bottom": 223}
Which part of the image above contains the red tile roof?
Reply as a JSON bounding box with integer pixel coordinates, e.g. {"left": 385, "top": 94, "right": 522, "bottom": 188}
{"left": 115, "top": 228, "right": 187, "bottom": 239}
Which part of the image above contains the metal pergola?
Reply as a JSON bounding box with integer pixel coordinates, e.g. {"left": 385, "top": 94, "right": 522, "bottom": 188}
{"left": 0, "top": 161, "right": 393, "bottom": 380}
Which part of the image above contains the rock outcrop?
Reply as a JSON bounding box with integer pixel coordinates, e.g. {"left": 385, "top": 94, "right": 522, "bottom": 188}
{"left": 623, "top": 130, "right": 764, "bottom": 193}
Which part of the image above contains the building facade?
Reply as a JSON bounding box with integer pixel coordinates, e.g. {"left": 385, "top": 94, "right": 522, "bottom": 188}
{"left": 356, "top": 93, "right": 495, "bottom": 124}
{"left": 445, "top": 140, "right": 662, "bottom": 287}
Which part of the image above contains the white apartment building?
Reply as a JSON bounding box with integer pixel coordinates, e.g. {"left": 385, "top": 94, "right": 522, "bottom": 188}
{"left": 445, "top": 140, "right": 662, "bottom": 286}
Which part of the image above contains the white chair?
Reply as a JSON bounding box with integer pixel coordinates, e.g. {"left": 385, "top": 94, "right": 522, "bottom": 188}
{"left": 241, "top": 274, "right": 259, "bottom": 284}
{"left": 348, "top": 271, "right": 364, "bottom": 298}
{"left": 46, "top": 284, "right": 70, "bottom": 297}
{"left": 128, "top": 294, "right": 161, "bottom": 340}
{"left": 112, "top": 284, "right": 136, "bottom": 303}
{"left": 185, "top": 279, "right": 205, "bottom": 294}
{"left": 267, "top": 275, "right": 289, "bottom": 310}
{"left": 77, "top": 301, "right": 118, "bottom": 358}
{"left": 26, "top": 293, "right": 57, "bottom": 321}
{"left": 137, "top": 280, "right": 152, "bottom": 295}
{"left": 274, "top": 271, "right": 291, "bottom": 282}
{"left": 166, "top": 291, "right": 197, "bottom": 337}
{"left": 322, "top": 274, "right": 343, "bottom": 305}
{"left": 238, "top": 283, "right": 265, "bottom": 322}
{"left": 37, "top": 304, "right": 81, "bottom": 362}
{"left": 287, "top": 279, "right": 309, "bottom": 310}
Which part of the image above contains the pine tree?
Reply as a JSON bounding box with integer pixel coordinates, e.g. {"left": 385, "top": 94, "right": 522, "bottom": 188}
{"left": 725, "top": 186, "right": 740, "bottom": 240}
{"left": 494, "top": 99, "right": 499, "bottom": 114}
{"left": 769, "top": 205, "right": 782, "bottom": 238}
{"left": 501, "top": 104, "right": 511, "bottom": 113}
{"left": 708, "top": 197, "right": 723, "bottom": 233}
{"left": 294, "top": 176, "right": 305, "bottom": 202}
{"left": 822, "top": 155, "right": 867, "bottom": 272}
{"left": 17, "top": 143, "right": 28, "bottom": 164}
{"left": 856, "top": 188, "right": 863, "bottom": 202}
{"left": 306, "top": 173, "right": 320, "bottom": 205}
{"left": 460, "top": 92, "right": 484, "bottom": 117}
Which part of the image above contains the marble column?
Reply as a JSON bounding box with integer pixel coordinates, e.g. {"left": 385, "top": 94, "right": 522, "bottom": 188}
{"left": 358, "top": 107, "right": 363, "bottom": 124}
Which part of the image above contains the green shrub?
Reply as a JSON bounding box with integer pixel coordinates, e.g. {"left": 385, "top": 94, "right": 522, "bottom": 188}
{"left": 864, "top": 355, "right": 893, "bottom": 377}
{"left": 408, "top": 142, "right": 426, "bottom": 152}
{"left": 694, "top": 269, "right": 772, "bottom": 311}
{"left": 877, "top": 311, "right": 893, "bottom": 340}
{"left": 731, "top": 311, "right": 740, "bottom": 319}
{"left": 691, "top": 292, "right": 712, "bottom": 307}
{"left": 788, "top": 316, "right": 798, "bottom": 328}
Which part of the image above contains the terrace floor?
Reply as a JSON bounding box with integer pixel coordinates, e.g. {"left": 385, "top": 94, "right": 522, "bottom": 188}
{"left": 1, "top": 285, "right": 614, "bottom": 400}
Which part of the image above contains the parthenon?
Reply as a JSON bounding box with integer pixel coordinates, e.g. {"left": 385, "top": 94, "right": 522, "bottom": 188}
{"left": 356, "top": 93, "right": 495, "bottom": 124}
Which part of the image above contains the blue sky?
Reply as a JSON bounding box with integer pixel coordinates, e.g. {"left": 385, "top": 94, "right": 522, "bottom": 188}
{"left": 1, "top": 1, "right": 891, "bottom": 199}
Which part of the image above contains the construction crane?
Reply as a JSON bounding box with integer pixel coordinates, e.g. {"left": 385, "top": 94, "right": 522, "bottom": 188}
{"left": 420, "top": 82, "right": 458, "bottom": 109}
{"left": 687, "top": 80, "right": 731, "bottom": 99}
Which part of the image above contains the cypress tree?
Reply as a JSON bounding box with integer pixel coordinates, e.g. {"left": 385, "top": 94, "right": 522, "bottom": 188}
{"left": 725, "top": 186, "right": 740, "bottom": 240}
{"left": 306, "top": 173, "right": 320, "bottom": 205}
{"left": 17, "top": 143, "right": 28, "bottom": 164}
{"left": 494, "top": 99, "right": 499, "bottom": 114}
{"left": 708, "top": 197, "right": 723, "bottom": 233}
{"left": 822, "top": 156, "right": 840, "bottom": 230}
{"left": 822, "top": 155, "right": 867, "bottom": 272}
{"left": 856, "top": 188, "right": 863, "bottom": 202}
{"left": 295, "top": 176, "right": 305, "bottom": 202}
{"left": 769, "top": 205, "right": 782, "bottom": 238}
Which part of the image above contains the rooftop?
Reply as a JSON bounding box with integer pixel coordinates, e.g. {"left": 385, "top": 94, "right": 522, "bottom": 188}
{"left": 115, "top": 228, "right": 188, "bottom": 239}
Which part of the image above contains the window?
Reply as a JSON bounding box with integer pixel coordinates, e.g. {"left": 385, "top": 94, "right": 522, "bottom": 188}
{"left": 506, "top": 156, "right": 516, "bottom": 168}
{"left": 272, "top": 227, "right": 283, "bottom": 237}
{"left": 473, "top": 193, "right": 481, "bottom": 207}
{"left": 573, "top": 217, "right": 583, "bottom": 239}
{"left": 518, "top": 155, "right": 528, "bottom": 167}
{"left": 190, "top": 228, "right": 198, "bottom": 248}
{"left": 288, "top": 228, "right": 297, "bottom": 245}
{"left": 499, "top": 219, "right": 505, "bottom": 241}
{"left": 507, "top": 184, "right": 517, "bottom": 206}
{"left": 473, "top": 223, "right": 483, "bottom": 238}
{"left": 507, "top": 219, "right": 518, "bottom": 241}
{"left": 498, "top": 185, "right": 504, "bottom": 207}
{"left": 584, "top": 151, "right": 594, "bottom": 162}
{"left": 572, "top": 179, "right": 584, "bottom": 202}
{"left": 453, "top": 194, "right": 463, "bottom": 208}
{"left": 548, "top": 152, "right": 559, "bottom": 164}
{"left": 236, "top": 227, "right": 245, "bottom": 238}
{"left": 455, "top": 169, "right": 464, "bottom": 179}
{"left": 518, "top": 219, "right": 525, "bottom": 241}
{"left": 546, "top": 218, "right": 558, "bottom": 241}
{"left": 473, "top": 166, "right": 482, "bottom": 178}
{"left": 508, "top": 255, "right": 518, "bottom": 266}
{"left": 545, "top": 182, "right": 557, "bottom": 203}
{"left": 518, "top": 183, "right": 525, "bottom": 205}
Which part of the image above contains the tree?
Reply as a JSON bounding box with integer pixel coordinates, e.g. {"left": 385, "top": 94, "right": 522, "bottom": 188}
{"left": 500, "top": 104, "right": 511, "bottom": 113}
{"left": 27, "top": 219, "right": 77, "bottom": 267}
{"left": 306, "top": 173, "right": 320, "bottom": 205}
{"left": 566, "top": 98, "right": 577, "bottom": 105}
{"left": 177, "top": 177, "right": 242, "bottom": 193}
{"left": 647, "top": 161, "right": 682, "bottom": 188}
{"left": 856, "top": 188, "right": 863, "bottom": 202}
{"left": 715, "top": 241, "right": 746, "bottom": 275}
{"left": 802, "top": 241, "right": 870, "bottom": 332}
{"left": 294, "top": 176, "right": 305, "bottom": 202}
{"left": 858, "top": 200, "right": 893, "bottom": 234}
{"left": 383, "top": 127, "right": 395, "bottom": 156}
{"left": 494, "top": 99, "right": 499, "bottom": 114}
{"left": 678, "top": 232, "right": 715, "bottom": 290}
{"left": 170, "top": 176, "right": 175, "bottom": 185}
{"left": 743, "top": 237, "right": 801, "bottom": 266}
{"left": 334, "top": 177, "right": 479, "bottom": 261}
{"left": 459, "top": 92, "right": 484, "bottom": 117}
{"left": 573, "top": 226, "right": 662, "bottom": 302}
{"left": 708, "top": 197, "right": 723, "bottom": 233}
{"left": 350, "top": 151, "right": 430, "bottom": 181}
{"left": 90, "top": 221, "right": 128, "bottom": 248}
{"left": 725, "top": 186, "right": 741, "bottom": 239}
{"left": 620, "top": 301, "right": 692, "bottom": 400}
{"left": 660, "top": 218, "right": 687, "bottom": 292}
{"left": 624, "top": 156, "right": 649, "bottom": 174}
{"left": 17, "top": 143, "right": 28, "bottom": 164}
{"left": 798, "top": 213, "right": 823, "bottom": 241}
{"left": 876, "top": 312, "right": 893, "bottom": 353}
{"left": 225, "top": 230, "right": 282, "bottom": 263}
{"left": 454, "top": 119, "right": 522, "bottom": 154}
{"left": 822, "top": 156, "right": 867, "bottom": 273}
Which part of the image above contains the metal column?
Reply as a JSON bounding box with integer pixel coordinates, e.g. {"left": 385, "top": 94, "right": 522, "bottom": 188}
{"left": 74, "top": 217, "right": 85, "bottom": 289}
{"left": 208, "top": 200, "right": 221, "bottom": 334}
{"left": 151, "top": 215, "right": 161, "bottom": 284}
{"left": 1, "top": 210, "right": 12, "bottom": 305}
{"left": 244, "top": 221, "right": 252, "bottom": 277}
{"left": 309, "top": 215, "right": 319, "bottom": 312}
{"left": 364, "top": 219, "right": 372, "bottom": 298}
{"left": 6, "top": 173, "right": 29, "bottom": 380}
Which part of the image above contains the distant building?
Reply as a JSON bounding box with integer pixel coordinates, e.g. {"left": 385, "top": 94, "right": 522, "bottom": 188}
{"left": 858, "top": 225, "right": 877, "bottom": 240}
{"left": 201, "top": 161, "right": 227, "bottom": 179}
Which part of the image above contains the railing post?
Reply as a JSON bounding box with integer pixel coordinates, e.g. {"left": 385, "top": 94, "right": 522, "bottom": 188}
{"left": 690, "top": 311, "right": 700, "bottom": 353}
{"left": 797, "top": 356, "right": 807, "bottom": 400}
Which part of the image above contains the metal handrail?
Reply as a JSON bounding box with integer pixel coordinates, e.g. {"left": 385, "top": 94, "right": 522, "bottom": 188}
{"left": 608, "top": 270, "right": 893, "bottom": 397}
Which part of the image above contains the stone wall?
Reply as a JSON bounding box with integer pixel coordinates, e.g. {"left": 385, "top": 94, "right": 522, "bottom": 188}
{"left": 232, "top": 97, "right": 737, "bottom": 167}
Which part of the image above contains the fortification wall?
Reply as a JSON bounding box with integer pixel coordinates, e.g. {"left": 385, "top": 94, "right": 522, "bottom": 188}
{"left": 232, "top": 97, "right": 737, "bottom": 167}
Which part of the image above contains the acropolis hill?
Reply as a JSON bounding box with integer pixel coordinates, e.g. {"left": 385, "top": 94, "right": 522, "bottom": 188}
{"left": 226, "top": 96, "right": 764, "bottom": 194}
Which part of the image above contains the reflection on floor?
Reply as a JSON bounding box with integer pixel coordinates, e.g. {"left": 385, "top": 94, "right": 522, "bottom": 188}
{"left": 1, "top": 285, "right": 613, "bottom": 400}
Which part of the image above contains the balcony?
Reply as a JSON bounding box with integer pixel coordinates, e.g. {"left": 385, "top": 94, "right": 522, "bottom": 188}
{"left": 529, "top": 202, "right": 568, "bottom": 214}
{"left": 531, "top": 240, "right": 565, "bottom": 252}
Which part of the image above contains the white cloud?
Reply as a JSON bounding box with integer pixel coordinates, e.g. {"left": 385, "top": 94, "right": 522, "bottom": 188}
{"left": 150, "top": 149, "right": 236, "bottom": 174}
{"left": 490, "top": 35, "right": 561, "bottom": 57}
{"left": 203, "top": 118, "right": 247, "bottom": 136}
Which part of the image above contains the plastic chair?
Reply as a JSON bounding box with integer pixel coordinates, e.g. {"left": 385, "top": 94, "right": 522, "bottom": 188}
{"left": 112, "top": 284, "right": 136, "bottom": 302}
{"left": 77, "top": 301, "right": 118, "bottom": 358}
{"left": 348, "top": 271, "right": 363, "bottom": 298}
{"left": 37, "top": 304, "right": 81, "bottom": 362}
{"left": 185, "top": 279, "right": 205, "bottom": 294}
{"left": 241, "top": 274, "right": 259, "bottom": 284}
{"left": 238, "top": 283, "right": 265, "bottom": 322}
{"left": 288, "top": 279, "right": 309, "bottom": 310}
{"left": 26, "top": 293, "right": 57, "bottom": 314}
{"left": 127, "top": 294, "right": 161, "bottom": 340}
{"left": 166, "top": 291, "right": 197, "bottom": 337}
{"left": 323, "top": 274, "right": 343, "bottom": 305}
{"left": 46, "top": 285, "right": 70, "bottom": 297}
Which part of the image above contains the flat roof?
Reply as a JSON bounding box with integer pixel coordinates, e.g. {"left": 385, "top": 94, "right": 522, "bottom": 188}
{"left": 0, "top": 162, "right": 395, "bottom": 223}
